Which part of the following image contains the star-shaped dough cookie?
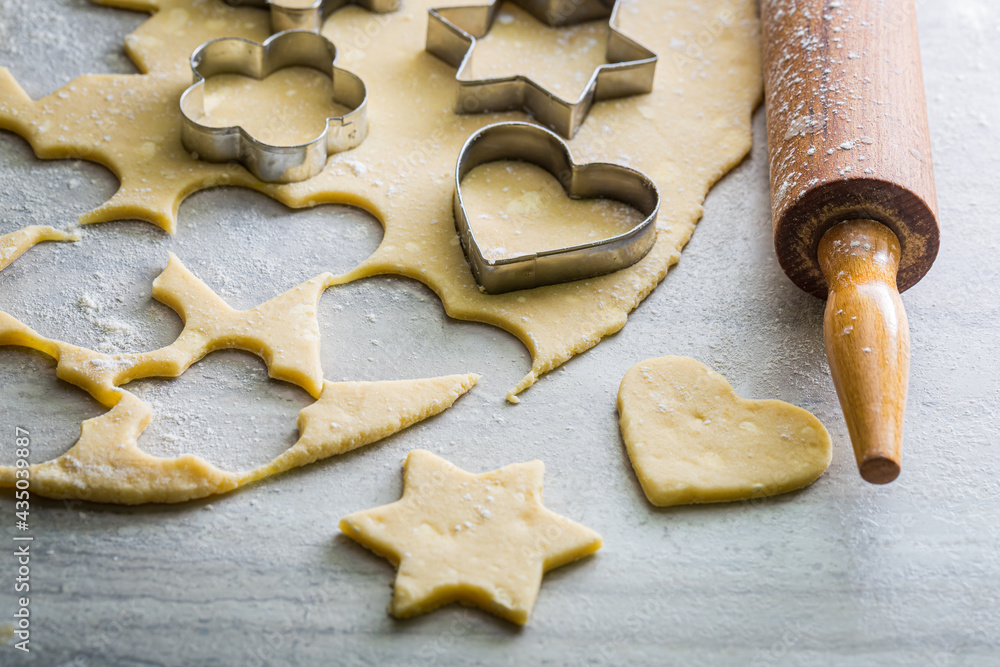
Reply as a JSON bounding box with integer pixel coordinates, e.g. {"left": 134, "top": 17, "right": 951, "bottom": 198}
{"left": 340, "top": 449, "right": 602, "bottom": 625}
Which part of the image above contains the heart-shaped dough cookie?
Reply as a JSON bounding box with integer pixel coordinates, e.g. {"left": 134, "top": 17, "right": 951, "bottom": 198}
{"left": 617, "top": 356, "right": 832, "bottom": 506}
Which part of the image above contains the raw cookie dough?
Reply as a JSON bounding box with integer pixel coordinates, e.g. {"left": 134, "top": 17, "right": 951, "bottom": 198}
{"left": 340, "top": 449, "right": 602, "bottom": 625}
{"left": 0, "top": 225, "right": 78, "bottom": 272}
{"left": 468, "top": 4, "right": 610, "bottom": 100}
{"left": 199, "top": 66, "right": 349, "bottom": 147}
{"left": 0, "top": 251, "right": 478, "bottom": 504}
{"left": 0, "top": 0, "right": 762, "bottom": 400}
{"left": 459, "top": 161, "right": 644, "bottom": 260}
{"left": 617, "top": 356, "right": 832, "bottom": 506}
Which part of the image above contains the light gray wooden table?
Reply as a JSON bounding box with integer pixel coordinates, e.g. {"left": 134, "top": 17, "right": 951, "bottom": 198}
{"left": 0, "top": 1, "right": 998, "bottom": 665}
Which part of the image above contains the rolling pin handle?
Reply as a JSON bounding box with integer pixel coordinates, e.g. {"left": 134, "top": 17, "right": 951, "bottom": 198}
{"left": 818, "top": 220, "right": 910, "bottom": 484}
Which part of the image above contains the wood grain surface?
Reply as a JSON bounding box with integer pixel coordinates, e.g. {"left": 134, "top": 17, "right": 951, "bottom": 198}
{"left": 761, "top": 0, "right": 940, "bottom": 298}
{"left": 819, "top": 220, "right": 909, "bottom": 483}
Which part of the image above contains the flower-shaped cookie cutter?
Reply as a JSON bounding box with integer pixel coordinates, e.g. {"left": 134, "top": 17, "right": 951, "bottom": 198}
{"left": 427, "top": 0, "right": 657, "bottom": 138}
{"left": 224, "top": 0, "right": 399, "bottom": 34}
{"left": 179, "top": 30, "right": 368, "bottom": 183}
{"left": 454, "top": 122, "right": 660, "bottom": 293}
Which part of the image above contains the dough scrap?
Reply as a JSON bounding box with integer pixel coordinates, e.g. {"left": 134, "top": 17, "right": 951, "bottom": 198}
{"left": 0, "top": 0, "right": 762, "bottom": 401}
{"left": 41, "top": 252, "right": 332, "bottom": 403}
{"left": 140, "top": 251, "right": 330, "bottom": 398}
{"left": 0, "top": 225, "right": 79, "bottom": 272}
{"left": 256, "top": 376, "right": 480, "bottom": 479}
{"left": 617, "top": 356, "right": 832, "bottom": 506}
{"left": 340, "top": 449, "right": 602, "bottom": 625}
{"left": 0, "top": 255, "right": 478, "bottom": 503}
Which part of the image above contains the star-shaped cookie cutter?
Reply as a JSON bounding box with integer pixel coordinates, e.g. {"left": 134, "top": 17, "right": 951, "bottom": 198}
{"left": 224, "top": 0, "right": 400, "bottom": 34}
{"left": 426, "top": 0, "right": 657, "bottom": 138}
{"left": 179, "top": 29, "right": 368, "bottom": 183}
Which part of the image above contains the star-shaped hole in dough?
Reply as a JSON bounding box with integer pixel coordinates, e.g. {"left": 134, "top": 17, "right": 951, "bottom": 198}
{"left": 340, "top": 449, "right": 602, "bottom": 625}
{"left": 0, "top": 307, "right": 478, "bottom": 503}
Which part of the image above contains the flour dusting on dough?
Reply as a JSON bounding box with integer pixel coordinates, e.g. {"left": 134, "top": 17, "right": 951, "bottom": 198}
{"left": 0, "top": 0, "right": 762, "bottom": 401}
{"left": 617, "top": 356, "right": 832, "bottom": 506}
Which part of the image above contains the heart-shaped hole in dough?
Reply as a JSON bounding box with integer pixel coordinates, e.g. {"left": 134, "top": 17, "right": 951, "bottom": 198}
{"left": 617, "top": 356, "right": 833, "bottom": 507}
{"left": 460, "top": 160, "right": 647, "bottom": 261}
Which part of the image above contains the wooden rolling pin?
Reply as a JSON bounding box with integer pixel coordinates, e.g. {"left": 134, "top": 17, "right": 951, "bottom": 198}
{"left": 760, "top": 0, "right": 940, "bottom": 483}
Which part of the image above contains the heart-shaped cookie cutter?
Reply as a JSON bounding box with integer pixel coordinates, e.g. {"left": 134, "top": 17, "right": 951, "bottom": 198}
{"left": 454, "top": 121, "right": 659, "bottom": 293}
{"left": 179, "top": 30, "right": 367, "bottom": 183}
{"left": 224, "top": 0, "right": 399, "bottom": 34}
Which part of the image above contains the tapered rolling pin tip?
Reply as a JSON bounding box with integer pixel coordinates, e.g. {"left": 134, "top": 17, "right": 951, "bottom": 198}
{"left": 860, "top": 456, "right": 901, "bottom": 485}
{"left": 819, "top": 220, "right": 910, "bottom": 484}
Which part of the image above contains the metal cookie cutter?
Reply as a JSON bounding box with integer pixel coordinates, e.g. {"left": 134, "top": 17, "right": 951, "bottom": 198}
{"left": 427, "top": 0, "right": 657, "bottom": 139}
{"left": 224, "top": 0, "right": 399, "bottom": 34}
{"left": 179, "top": 30, "right": 367, "bottom": 183}
{"left": 454, "top": 121, "right": 659, "bottom": 293}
